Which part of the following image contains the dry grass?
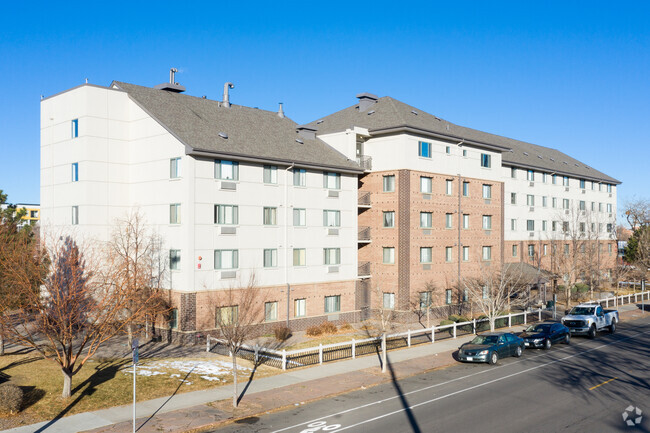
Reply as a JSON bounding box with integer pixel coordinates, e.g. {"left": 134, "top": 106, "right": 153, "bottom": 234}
{"left": 284, "top": 333, "right": 370, "bottom": 351}
{"left": 0, "top": 352, "right": 280, "bottom": 430}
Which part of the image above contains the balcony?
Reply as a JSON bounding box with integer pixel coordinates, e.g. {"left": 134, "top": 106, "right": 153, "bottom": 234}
{"left": 356, "top": 155, "right": 372, "bottom": 171}
{"left": 358, "top": 261, "right": 371, "bottom": 279}
{"left": 358, "top": 191, "right": 372, "bottom": 208}
{"left": 358, "top": 226, "right": 371, "bottom": 244}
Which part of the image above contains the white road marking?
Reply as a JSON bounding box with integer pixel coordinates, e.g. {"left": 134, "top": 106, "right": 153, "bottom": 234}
{"left": 270, "top": 328, "right": 649, "bottom": 433}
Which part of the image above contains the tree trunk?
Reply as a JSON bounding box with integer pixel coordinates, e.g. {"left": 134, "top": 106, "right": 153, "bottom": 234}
{"left": 62, "top": 368, "right": 73, "bottom": 398}
{"left": 232, "top": 352, "right": 238, "bottom": 408}
{"left": 127, "top": 322, "right": 133, "bottom": 347}
{"left": 381, "top": 332, "right": 387, "bottom": 373}
{"left": 489, "top": 317, "right": 495, "bottom": 332}
{"left": 145, "top": 316, "right": 150, "bottom": 340}
{"left": 0, "top": 324, "right": 5, "bottom": 356}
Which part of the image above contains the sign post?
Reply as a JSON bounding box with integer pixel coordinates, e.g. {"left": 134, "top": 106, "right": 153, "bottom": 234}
{"left": 642, "top": 280, "right": 646, "bottom": 315}
{"left": 132, "top": 338, "right": 139, "bottom": 433}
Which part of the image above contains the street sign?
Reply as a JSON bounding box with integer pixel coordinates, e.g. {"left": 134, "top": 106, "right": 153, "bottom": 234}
{"left": 132, "top": 339, "right": 139, "bottom": 365}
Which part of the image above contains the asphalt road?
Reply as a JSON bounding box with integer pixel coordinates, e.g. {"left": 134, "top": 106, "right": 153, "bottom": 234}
{"left": 212, "top": 316, "right": 650, "bottom": 433}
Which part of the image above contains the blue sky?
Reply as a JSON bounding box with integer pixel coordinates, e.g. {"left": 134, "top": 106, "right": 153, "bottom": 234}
{"left": 1, "top": 1, "right": 647, "bottom": 224}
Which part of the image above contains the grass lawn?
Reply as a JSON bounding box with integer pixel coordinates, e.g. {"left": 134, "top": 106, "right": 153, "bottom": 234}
{"left": 0, "top": 352, "right": 279, "bottom": 429}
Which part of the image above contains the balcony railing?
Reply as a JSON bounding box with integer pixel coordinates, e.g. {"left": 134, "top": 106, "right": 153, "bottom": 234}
{"left": 358, "top": 191, "right": 372, "bottom": 208}
{"left": 356, "top": 155, "right": 372, "bottom": 171}
{"left": 358, "top": 261, "right": 371, "bottom": 278}
{"left": 358, "top": 226, "right": 371, "bottom": 243}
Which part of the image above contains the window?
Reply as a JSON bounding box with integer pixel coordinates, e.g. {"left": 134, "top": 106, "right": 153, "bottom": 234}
{"left": 71, "top": 119, "right": 78, "bottom": 138}
{"left": 591, "top": 223, "right": 596, "bottom": 232}
{"left": 71, "top": 205, "right": 79, "bottom": 225}
{"left": 528, "top": 245, "right": 535, "bottom": 258}
{"left": 263, "top": 207, "right": 277, "bottom": 225}
{"left": 542, "top": 220, "right": 547, "bottom": 231}
{"left": 599, "top": 202, "right": 604, "bottom": 212}
{"left": 216, "top": 306, "right": 238, "bottom": 326}
{"left": 293, "top": 208, "right": 306, "bottom": 226}
{"left": 591, "top": 181, "right": 595, "bottom": 190}
{"left": 170, "top": 203, "right": 181, "bottom": 224}
{"left": 552, "top": 197, "right": 557, "bottom": 208}
{"left": 170, "top": 249, "right": 181, "bottom": 270}
{"left": 382, "top": 175, "right": 395, "bottom": 192}
{"left": 511, "top": 193, "right": 517, "bottom": 204}
{"left": 446, "top": 180, "right": 453, "bottom": 195}
{"left": 482, "top": 286, "right": 489, "bottom": 299}
{"left": 512, "top": 245, "right": 518, "bottom": 257}
{"left": 324, "top": 295, "right": 341, "bottom": 313}
{"left": 563, "top": 221, "right": 569, "bottom": 232}
{"left": 542, "top": 196, "right": 548, "bottom": 207}
{"left": 482, "top": 184, "right": 492, "bottom": 199}
{"left": 563, "top": 199, "right": 570, "bottom": 210}
{"left": 527, "top": 195, "right": 535, "bottom": 206}
{"left": 445, "top": 246, "right": 453, "bottom": 262}
{"left": 563, "top": 176, "right": 570, "bottom": 187}
{"left": 71, "top": 162, "right": 79, "bottom": 182}
{"left": 420, "top": 292, "right": 431, "bottom": 310}
{"left": 599, "top": 223, "right": 603, "bottom": 232}
{"left": 214, "top": 204, "right": 238, "bottom": 224}
{"left": 527, "top": 170, "right": 534, "bottom": 181}
{"left": 445, "top": 146, "right": 451, "bottom": 154}
{"left": 607, "top": 203, "right": 612, "bottom": 213}
{"left": 511, "top": 219, "right": 517, "bottom": 231}
{"left": 169, "top": 308, "right": 178, "bottom": 329}
{"left": 383, "top": 293, "right": 395, "bottom": 310}
{"left": 264, "top": 249, "right": 277, "bottom": 268}
{"left": 543, "top": 244, "right": 548, "bottom": 256}
{"left": 445, "top": 213, "right": 453, "bottom": 229}
{"left": 170, "top": 157, "right": 181, "bottom": 179}
{"left": 462, "top": 246, "right": 469, "bottom": 261}
{"left": 511, "top": 167, "right": 517, "bottom": 178}
{"left": 418, "top": 141, "right": 431, "bottom": 158}
{"left": 265, "top": 302, "right": 278, "bottom": 322}
{"left": 463, "top": 289, "right": 469, "bottom": 302}
{"left": 607, "top": 184, "right": 612, "bottom": 193}
{"left": 420, "top": 176, "right": 432, "bottom": 193}
{"left": 580, "top": 179, "right": 585, "bottom": 189}
{"left": 480, "top": 153, "right": 491, "bottom": 168}
{"left": 579, "top": 222, "right": 585, "bottom": 233}
{"left": 608, "top": 243, "right": 613, "bottom": 254}
{"left": 420, "top": 247, "right": 432, "bottom": 263}
{"left": 463, "top": 181, "right": 469, "bottom": 197}
{"left": 445, "top": 289, "right": 452, "bottom": 305}
{"left": 527, "top": 220, "right": 535, "bottom": 231}
{"left": 542, "top": 173, "right": 548, "bottom": 183}
{"left": 599, "top": 183, "right": 603, "bottom": 192}
{"left": 383, "top": 247, "right": 395, "bottom": 264}
{"left": 293, "top": 248, "right": 306, "bottom": 266}
{"left": 263, "top": 165, "right": 277, "bottom": 184}
{"left": 564, "top": 244, "right": 570, "bottom": 256}
{"left": 579, "top": 200, "right": 586, "bottom": 211}
{"left": 293, "top": 168, "right": 306, "bottom": 186}
{"left": 323, "top": 248, "right": 341, "bottom": 265}
{"left": 324, "top": 172, "right": 341, "bottom": 189}
{"left": 482, "top": 215, "right": 492, "bottom": 230}
{"left": 383, "top": 211, "right": 395, "bottom": 228}
{"left": 323, "top": 210, "right": 341, "bottom": 227}
{"left": 420, "top": 212, "right": 432, "bottom": 228}
{"left": 463, "top": 149, "right": 468, "bottom": 157}
{"left": 607, "top": 223, "right": 613, "bottom": 233}
{"left": 591, "top": 202, "right": 596, "bottom": 211}
{"left": 482, "top": 246, "right": 492, "bottom": 261}
{"left": 552, "top": 174, "right": 557, "bottom": 185}
{"left": 294, "top": 299, "right": 306, "bottom": 317}
{"left": 215, "top": 160, "right": 239, "bottom": 180}
{"left": 462, "top": 214, "right": 469, "bottom": 229}
{"left": 214, "top": 249, "right": 238, "bottom": 269}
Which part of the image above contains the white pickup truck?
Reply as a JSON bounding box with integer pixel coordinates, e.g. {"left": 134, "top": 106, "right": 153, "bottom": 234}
{"left": 561, "top": 303, "right": 619, "bottom": 338}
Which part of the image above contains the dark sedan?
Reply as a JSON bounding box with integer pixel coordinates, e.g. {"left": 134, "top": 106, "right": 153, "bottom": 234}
{"left": 519, "top": 322, "right": 570, "bottom": 349}
{"left": 457, "top": 332, "right": 525, "bottom": 365}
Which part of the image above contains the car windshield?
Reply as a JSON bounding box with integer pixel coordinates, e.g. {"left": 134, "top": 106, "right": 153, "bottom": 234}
{"left": 470, "top": 335, "right": 498, "bottom": 345}
{"left": 570, "top": 307, "right": 595, "bottom": 315}
{"left": 526, "top": 324, "right": 551, "bottom": 333}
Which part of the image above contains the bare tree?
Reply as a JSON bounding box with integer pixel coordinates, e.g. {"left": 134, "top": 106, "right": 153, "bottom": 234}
{"left": 369, "top": 285, "right": 398, "bottom": 373}
{"left": 209, "top": 273, "right": 264, "bottom": 408}
{"left": 410, "top": 281, "right": 436, "bottom": 329}
{"left": 624, "top": 198, "right": 650, "bottom": 231}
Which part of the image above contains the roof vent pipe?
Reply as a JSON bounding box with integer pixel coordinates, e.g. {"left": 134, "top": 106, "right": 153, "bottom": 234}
{"left": 278, "top": 102, "right": 285, "bottom": 118}
{"left": 169, "top": 68, "right": 178, "bottom": 84}
{"left": 223, "top": 82, "right": 234, "bottom": 108}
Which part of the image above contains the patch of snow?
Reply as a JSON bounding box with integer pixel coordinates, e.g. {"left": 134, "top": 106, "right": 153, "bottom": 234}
{"left": 120, "top": 359, "right": 250, "bottom": 381}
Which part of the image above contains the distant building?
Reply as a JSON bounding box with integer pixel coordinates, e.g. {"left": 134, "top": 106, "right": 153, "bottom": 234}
{"left": 0, "top": 203, "right": 40, "bottom": 227}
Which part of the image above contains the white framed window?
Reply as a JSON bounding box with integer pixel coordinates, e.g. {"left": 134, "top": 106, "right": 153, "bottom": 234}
{"left": 418, "top": 141, "right": 431, "bottom": 158}
{"left": 527, "top": 195, "right": 535, "bottom": 206}
{"left": 482, "top": 184, "right": 492, "bottom": 199}
{"left": 511, "top": 167, "right": 517, "bottom": 178}
{"left": 324, "top": 172, "right": 341, "bottom": 189}
{"left": 580, "top": 179, "right": 586, "bottom": 189}
{"left": 607, "top": 203, "right": 612, "bottom": 213}
{"left": 263, "top": 165, "right": 277, "bottom": 184}
{"left": 528, "top": 245, "right": 535, "bottom": 258}
{"left": 214, "top": 204, "right": 238, "bottom": 224}
{"left": 71, "top": 162, "right": 79, "bottom": 182}
{"left": 543, "top": 244, "right": 548, "bottom": 256}
{"left": 293, "top": 208, "right": 306, "bottom": 226}
{"left": 482, "top": 215, "right": 492, "bottom": 230}
{"left": 580, "top": 222, "right": 586, "bottom": 232}
{"left": 382, "top": 175, "right": 395, "bottom": 192}
{"left": 263, "top": 249, "right": 277, "bottom": 268}
{"left": 591, "top": 202, "right": 596, "bottom": 211}
{"left": 420, "top": 212, "right": 432, "bottom": 228}
{"left": 293, "top": 168, "right": 306, "bottom": 186}
{"left": 527, "top": 219, "right": 535, "bottom": 231}
{"left": 511, "top": 192, "right": 516, "bottom": 204}
{"left": 170, "top": 249, "right": 181, "bottom": 270}
{"left": 542, "top": 220, "right": 547, "bottom": 231}
{"left": 599, "top": 202, "right": 604, "bottom": 212}
{"left": 170, "top": 157, "right": 181, "bottom": 179}
{"left": 420, "top": 176, "right": 432, "bottom": 193}
{"left": 323, "top": 248, "right": 341, "bottom": 265}
{"left": 445, "top": 213, "right": 453, "bottom": 229}
{"left": 564, "top": 244, "right": 570, "bottom": 256}
{"left": 607, "top": 184, "right": 612, "bottom": 193}
{"left": 445, "top": 246, "right": 453, "bottom": 262}
{"left": 542, "top": 196, "right": 548, "bottom": 207}
{"left": 323, "top": 210, "right": 341, "bottom": 227}
{"left": 420, "top": 292, "right": 431, "bottom": 309}
{"left": 71, "top": 205, "right": 79, "bottom": 225}
{"left": 527, "top": 170, "right": 534, "bottom": 181}
{"left": 215, "top": 249, "right": 238, "bottom": 269}
{"left": 512, "top": 245, "right": 518, "bottom": 257}
{"left": 293, "top": 248, "right": 306, "bottom": 266}
{"left": 482, "top": 286, "right": 489, "bottom": 299}
{"left": 263, "top": 207, "right": 277, "bottom": 225}
{"left": 170, "top": 309, "right": 178, "bottom": 329}
{"left": 445, "top": 289, "right": 452, "bottom": 305}
{"left": 446, "top": 180, "right": 453, "bottom": 195}
{"left": 579, "top": 200, "right": 586, "bottom": 211}
{"left": 383, "top": 247, "right": 395, "bottom": 264}
{"left": 463, "top": 149, "right": 468, "bottom": 157}
{"left": 462, "top": 214, "right": 469, "bottom": 229}
{"left": 463, "top": 182, "right": 469, "bottom": 197}
{"left": 294, "top": 299, "right": 306, "bottom": 317}
{"left": 552, "top": 174, "right": 558, "bottom": 185}
{"left": 542, "top": 173, "right": 548, "bottom": 183}
{"left": 462, "top": 246, "right": 469, "bottom": 261}
{"left": 445, "top": 146, "right": 451, "bottom": 154}
{"left": 383, "top": 293, "right": 395, "bottom": 310}
{"left": 265, "top": 301, "right": 278, "bottom": 322}
{"left": 420, "top": 247, "right": 432, "bottom": 263}
{"left": 215, "top": 160, "right": 239, "bottom": 180}
{"left": 480, "top": 153, "right": 491, "bottom": 168}
{"left": 71, "top": 119, "right": 78, "bottom": 138}
{"left": 383, "top": 211, "right": 395, "bottom": 228}
{"left": 170, "top": 203, "right": 181, "bottom": 224}
{"left": 216, "top": 306, "right": 238, "bottom": 326}
{"left": 563, "top": 176, "right": 569, "bottom": 187}
{"left": 511, "top": 219, "right": 517, "bottom": 231}
{"left": 552, "top": 197, "right": 557, "bottom": 208}
{"left": 563, "top": 199, "right": 570, "bottom": 209}
{"left": 324, "top": 295, "right": 341, "bottom": 313}
{"left": 482, "top": 246, "right": 492, "bottom": 261}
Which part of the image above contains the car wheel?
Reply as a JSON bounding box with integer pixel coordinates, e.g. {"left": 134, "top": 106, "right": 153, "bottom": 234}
{"left": 609, "top": 319, "right": 616, "bottom": 333}
{"left": 544, "top": 339, "right": 552, "bottom": 350}
{"left": 564, "top": 333, "right": 570, "bottom": 345}
{"left": 488, "top": 351, "right": 498, "bottom": 365}
{"left": 515, "top": 345, "right": 523, "bottom": 357}
{"left": 588, "top": 325, "right": 596, "bottom": 339}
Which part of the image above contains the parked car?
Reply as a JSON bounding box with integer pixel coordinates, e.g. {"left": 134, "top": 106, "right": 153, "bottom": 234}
{"left": 519, "top": 322, "right": 570, "bottom": 349}
{"left": 561, "top": 303, "right": 619, "bottom": 338}
{"left": 457, "top": 332, "right": 525, "bottom": 365}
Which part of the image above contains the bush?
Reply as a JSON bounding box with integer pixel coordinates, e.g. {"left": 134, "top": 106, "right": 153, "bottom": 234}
{"left": 306, "top": 325, "right": 323, "bottom": 336}
{"left": 319, "top": 322, "right": 338, "bottom": 334}
{"left": 573, "top": 283, "right": 590, "bottom": 294}
{"left": 339, "top": 322, "right": 353, "bottom": 331}
{"left": 273, "top": 325, "right": 292, "bottom": 341}
{"left": 0, "top": 383, "right": 23, "bottom": 414}
{"left": 448, "top": 315, "right": 470, "bottom": 323}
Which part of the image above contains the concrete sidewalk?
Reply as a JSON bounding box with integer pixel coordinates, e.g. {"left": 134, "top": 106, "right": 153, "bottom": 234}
{"left": 3, "top": 304, "right": 644, "bottom": 433}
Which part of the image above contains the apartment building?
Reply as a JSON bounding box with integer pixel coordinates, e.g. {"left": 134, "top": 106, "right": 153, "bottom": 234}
{"left": 40, "top": 77, "right": 363, "bottom": 340}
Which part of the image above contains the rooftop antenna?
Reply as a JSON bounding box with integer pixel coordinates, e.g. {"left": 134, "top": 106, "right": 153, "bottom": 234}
{"left": 278, "top": 102, "right": 285, "bottom": 118}
{"left": 170, "top": 68, "right": 178, "bottom": 84}
{"left": 223, "top": 82, "right": 234, "bottom": 108}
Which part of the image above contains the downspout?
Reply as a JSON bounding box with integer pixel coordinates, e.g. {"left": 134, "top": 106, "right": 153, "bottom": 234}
{"left": 285, "top": 163, "right": 295, "bottom": 328}
{"left": 458, "top": 173, "right": 462, "bottom": 309}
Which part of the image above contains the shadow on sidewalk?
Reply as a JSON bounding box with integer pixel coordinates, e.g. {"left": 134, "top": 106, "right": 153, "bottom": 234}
{"left": 381, "top": 350, "right": 422, "bottom": 433}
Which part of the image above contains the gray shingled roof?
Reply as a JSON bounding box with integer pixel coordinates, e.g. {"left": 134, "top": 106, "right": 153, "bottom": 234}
{"left": 306, "top": 97, "right": 620, "bottom": 184}
{"left": 112, "top": 82, "right": 362, "bottom": 172}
